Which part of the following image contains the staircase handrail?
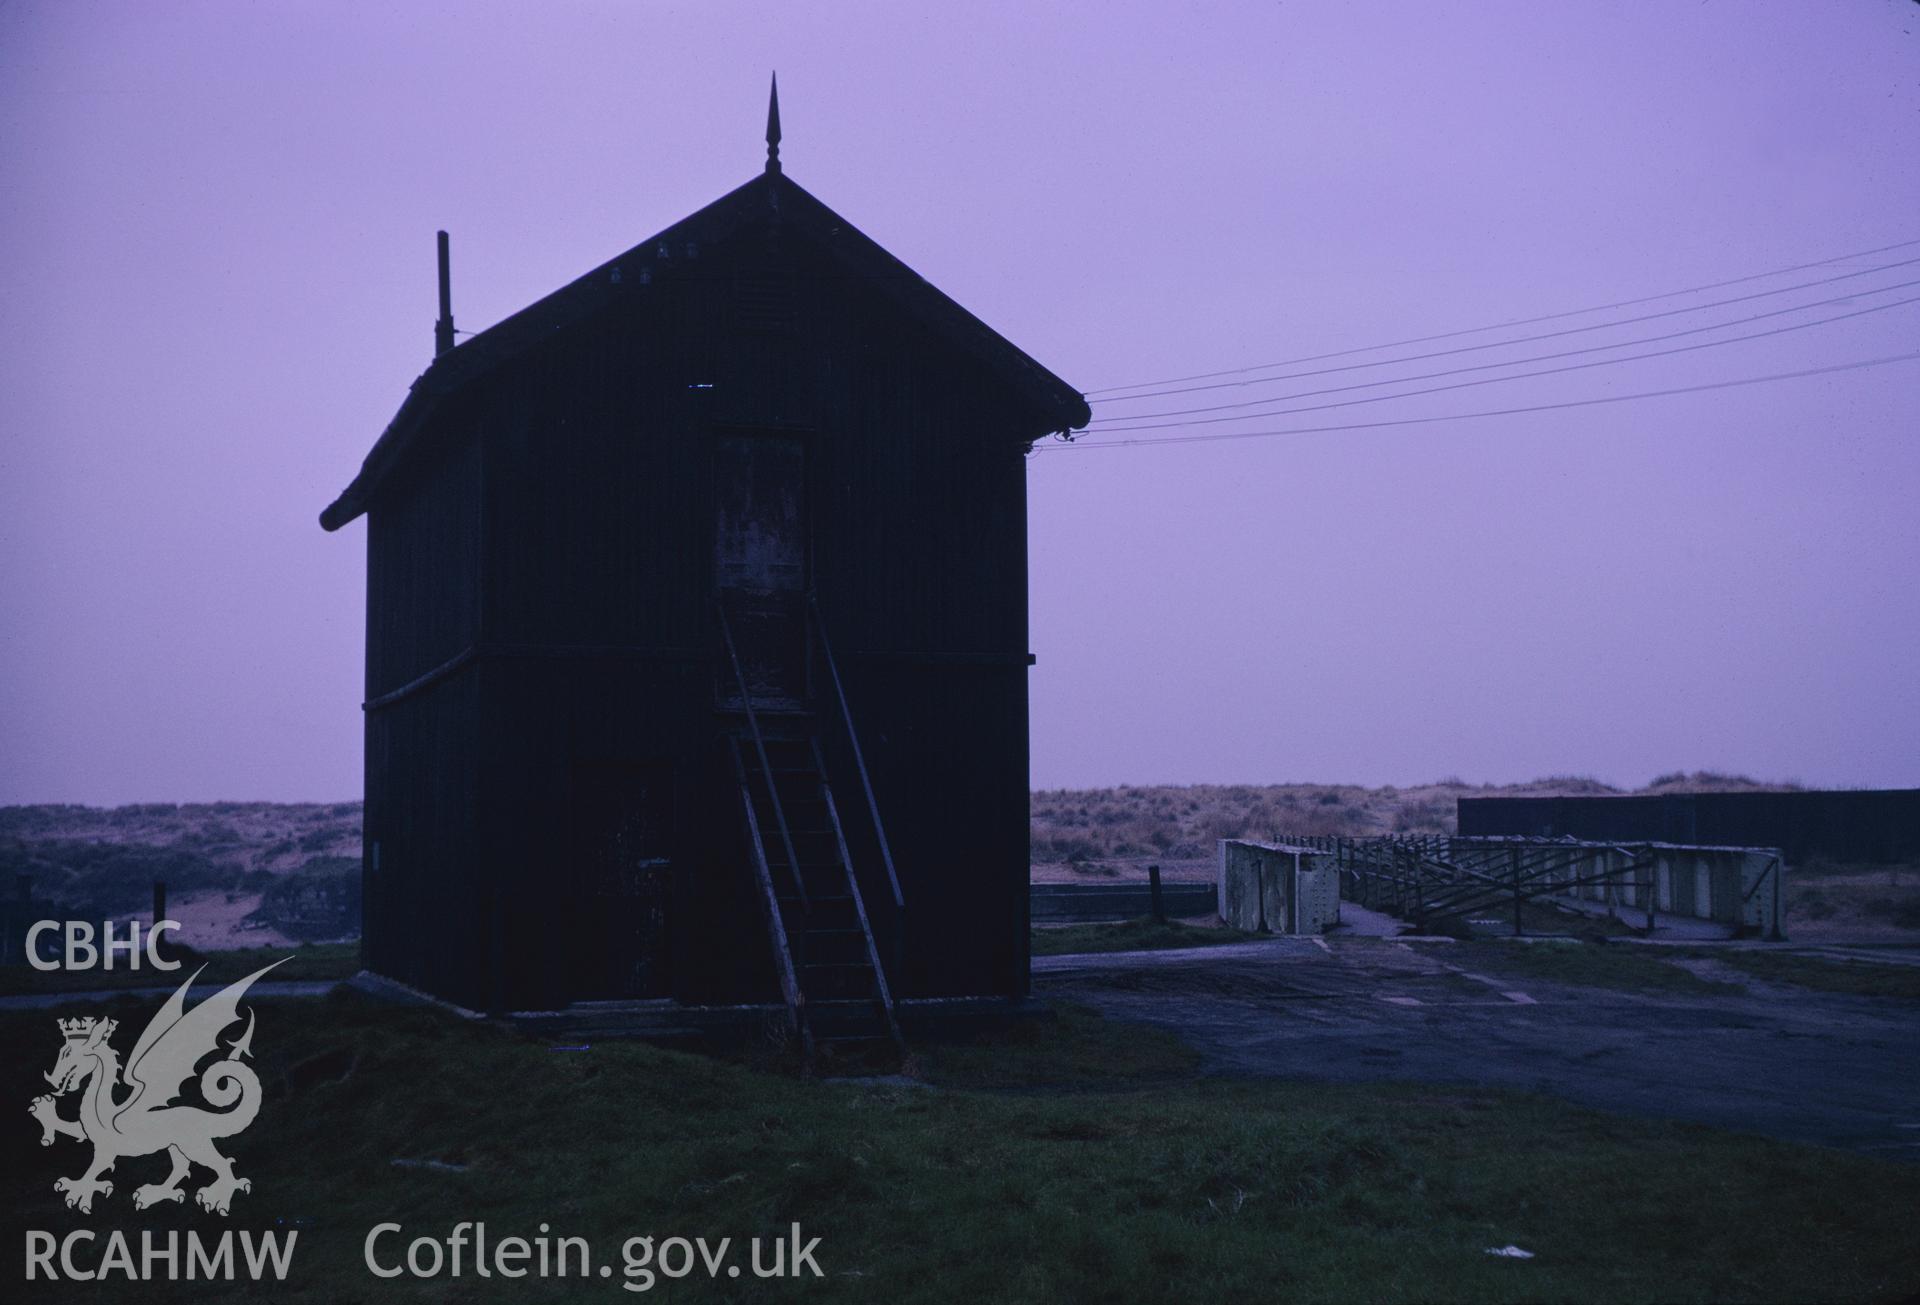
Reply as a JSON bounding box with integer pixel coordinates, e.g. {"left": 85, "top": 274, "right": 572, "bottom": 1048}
{"left": 812, "top": 737, "right": 904, "bottom": 1050}
{"left": 716, "top": 599, "right": 808, "bottom": 911}
{"left": 806, "top": 595, "right": 904, "bottom": 913}
{"left": 726, "top": 737, "right": 810, "bottom": 1054}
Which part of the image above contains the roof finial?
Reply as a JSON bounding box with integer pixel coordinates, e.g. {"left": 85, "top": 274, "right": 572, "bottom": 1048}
{"left": 434, "top": 231, "right": 455, "bottom": 358}
{"left": 765, "top": 72, "right": 782, "bottom": 174}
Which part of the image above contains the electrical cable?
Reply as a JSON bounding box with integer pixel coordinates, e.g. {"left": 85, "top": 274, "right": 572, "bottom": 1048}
{"left": 1034, "top": 351, "right": 1920, "bottom": 452}
{"left": 1088, "top": 248, "right": 1920, "bottom": 403}
{"left": 1082, "top": 289, "right": 1920, "bottom": 432}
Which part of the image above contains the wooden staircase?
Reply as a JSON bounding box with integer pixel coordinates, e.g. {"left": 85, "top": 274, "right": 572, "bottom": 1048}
{"left": 719, "top": 601, "right": 904, "bottom": 1066}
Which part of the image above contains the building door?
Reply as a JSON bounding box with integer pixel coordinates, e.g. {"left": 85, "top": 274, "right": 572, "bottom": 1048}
{"left": 713, "top": 434, "right": 808, "bottom": 708}
{"left": 570, "top": 762, "right": 673, "bottom": 999}
{"left": 1692, "top": 863, "right": 1714, "bottom": 920}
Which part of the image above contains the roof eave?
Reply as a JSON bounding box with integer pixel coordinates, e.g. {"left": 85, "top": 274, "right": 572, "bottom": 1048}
{"left": 320, "top": 169, "right": 1091, "bottom": 530}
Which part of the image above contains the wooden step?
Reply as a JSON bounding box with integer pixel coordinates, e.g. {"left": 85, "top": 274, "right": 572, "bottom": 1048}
{"left": 729, "top": 722, "right": 901, "bottom": 1061}
{"left": 793, "top": 928, "right": 870, "bottom": 966}
{"left": 749, "top": 802, "right": 830, "bottom": 829}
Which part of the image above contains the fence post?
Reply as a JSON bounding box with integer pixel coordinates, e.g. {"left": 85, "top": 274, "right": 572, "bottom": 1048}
{"left": 1403, "top": 845, "right": 1421, "bottom": 927}
{"left": 1510, "top": 845, "right": 1523, "bottom": 936}
{"left": 1148, "top": 863, "right": 1166, "bottom": 923}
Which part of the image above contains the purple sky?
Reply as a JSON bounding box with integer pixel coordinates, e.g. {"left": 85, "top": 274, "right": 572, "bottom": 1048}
{"left": 3, "top": 2, "right": 1917, "bottom": 804}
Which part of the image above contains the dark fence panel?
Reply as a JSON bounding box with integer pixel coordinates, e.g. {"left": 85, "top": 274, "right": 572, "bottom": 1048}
{"left": 1457, "top": 790, "right": 1920, "bottom": 863}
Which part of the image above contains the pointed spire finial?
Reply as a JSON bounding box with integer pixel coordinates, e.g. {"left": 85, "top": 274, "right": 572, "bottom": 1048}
{"left": 765, "top": 72, "right": 782, "bottom": 174}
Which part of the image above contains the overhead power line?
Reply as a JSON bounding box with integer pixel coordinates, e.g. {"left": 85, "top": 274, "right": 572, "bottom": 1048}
{"left": 1082, "top": 286, "right": 1920, "bottom": 432}
{"left": 1032, "top": 351, "right": 1920, "bottom": 452}
{"left": 1086, "top": 234, "right": 1920, "bottom": 397}
{"left": 1088, "top": 254, "right": 1920, "bottom": 407}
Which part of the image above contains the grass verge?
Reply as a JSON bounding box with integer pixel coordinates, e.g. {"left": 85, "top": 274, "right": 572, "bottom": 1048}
{"left": 1702, "top": 949, "right": 1920, "bottom": 1000}
{"left": 6, "top": 993, "right": 1919, "bottom": 1302}
{"left": 915, "top": 1002, "right": 1199, "bottom": 1089}
{"left": 0, "top": 942, "right": 362, "bottom": 997}
{"left": 1030, "top": 917, "right": 1262, "bottom": 957}
{"left": 1450, "top": 940, "right": 1743, "bottom": 995}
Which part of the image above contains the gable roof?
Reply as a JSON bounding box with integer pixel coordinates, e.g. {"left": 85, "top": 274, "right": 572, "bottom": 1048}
{"left": 320, "top": 170, "right": 1091, "bottom": 531}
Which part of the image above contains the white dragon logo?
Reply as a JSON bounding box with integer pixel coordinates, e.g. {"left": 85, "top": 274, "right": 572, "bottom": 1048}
{"left": 28, "top": 961, "right": 283, "bottom": 1216}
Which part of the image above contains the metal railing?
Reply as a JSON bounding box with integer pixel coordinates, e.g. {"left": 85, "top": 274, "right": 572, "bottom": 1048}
{"left": 1282, "top": 833, "right": 1785, "bottom": 938}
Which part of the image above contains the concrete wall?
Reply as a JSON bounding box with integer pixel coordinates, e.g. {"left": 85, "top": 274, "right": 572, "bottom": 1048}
{"left": 1442, "top": 837, "right": 1782, "bottom": 935}
{"left": 1219, "top": 841, "right": 1340, "bottom": 934}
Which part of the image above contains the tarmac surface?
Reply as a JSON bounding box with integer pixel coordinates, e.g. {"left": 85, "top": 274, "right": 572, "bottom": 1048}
{"left": 1035, "top": 935, "right": 1920, "bottom": 1157}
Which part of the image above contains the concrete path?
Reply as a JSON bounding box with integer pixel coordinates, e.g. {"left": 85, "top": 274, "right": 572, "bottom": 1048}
{"left": 1037, "top": 936, "right": 1920, "bottom": 1157}
{"left": 1327, "top": 901, "right": 1406, "bottom": 937}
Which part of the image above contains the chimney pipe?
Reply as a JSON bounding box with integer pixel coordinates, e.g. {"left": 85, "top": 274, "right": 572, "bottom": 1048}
{"left": 434, "top": 230, "right": 455, "bottom": 357}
